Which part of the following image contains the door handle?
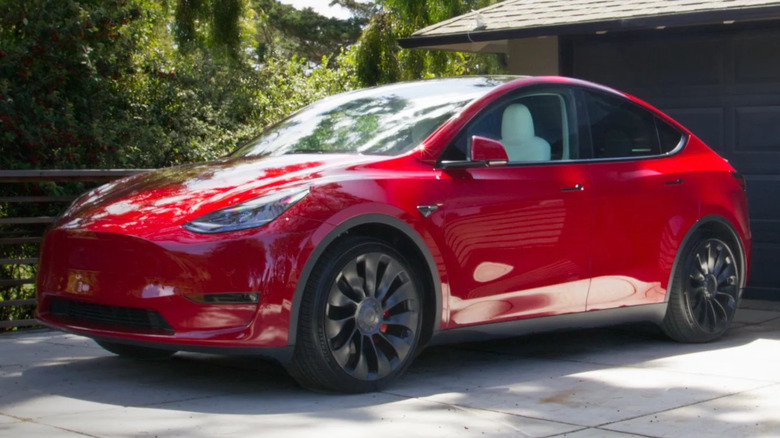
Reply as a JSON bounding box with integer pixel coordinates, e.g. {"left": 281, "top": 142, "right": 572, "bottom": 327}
{"left": 561, "top": 184, "right": 584, "bottom": 192}
{"left": 664, "top": 179, "right": 683, "bottom": 186}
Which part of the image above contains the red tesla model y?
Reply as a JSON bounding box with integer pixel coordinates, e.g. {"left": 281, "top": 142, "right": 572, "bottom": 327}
{"left": 36, "top": 76, "right": 751, "bottom": 392}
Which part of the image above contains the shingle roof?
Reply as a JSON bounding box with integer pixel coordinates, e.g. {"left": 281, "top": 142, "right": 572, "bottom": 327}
{"left": 400, "top": 0, "right": 780, "bottom": 48}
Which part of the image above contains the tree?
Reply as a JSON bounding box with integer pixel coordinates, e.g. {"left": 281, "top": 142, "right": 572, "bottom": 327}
{"left": 173, "top": 0, "right": 243, "bottom": 61}
{"left": 169, "top": 0, "right": 366, "bottom": 65}
{"left": 350, "top": 0, "right": 504, "bottom": 86}
{"left": 252, "top": 0, "right": 366, "bottom": 63}
{"left": 330, "top": 0, "right": 380, "bottom": 21}
{"left": 0, "top": 0, "right": 359, "bottom": 171}
{"left": 0, "top": 0, "right": 356, "bottom": 327}
{"left": 0, "top": 0, "right": 164, "bottom": 169}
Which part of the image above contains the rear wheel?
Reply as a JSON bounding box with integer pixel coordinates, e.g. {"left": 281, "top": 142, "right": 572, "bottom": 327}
{"left": 662, "top": 234, "right": 741, "bottom": 342}
{"left": 96, "top": 340, "right": 176, "bottom": 360}
{"left": 289, "top": 236, "right": 424, "bottom": 393}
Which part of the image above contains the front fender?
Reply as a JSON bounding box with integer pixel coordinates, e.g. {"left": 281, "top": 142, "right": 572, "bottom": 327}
{"left": 286, "top": 212, "right": 446, "bottom": 346}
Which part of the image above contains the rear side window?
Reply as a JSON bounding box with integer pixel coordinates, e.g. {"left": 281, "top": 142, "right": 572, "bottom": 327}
{"left": 584, "top": 91, "right": 683, "bottom": 158}
{"left": 656, "top": 118, "right": 684, "bottom": 153}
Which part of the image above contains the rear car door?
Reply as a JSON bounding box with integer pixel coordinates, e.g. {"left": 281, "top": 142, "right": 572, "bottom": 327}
{"left": 580, "top": 89, "right": 700, "bottom": 310}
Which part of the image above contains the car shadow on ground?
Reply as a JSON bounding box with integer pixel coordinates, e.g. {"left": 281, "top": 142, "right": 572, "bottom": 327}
{"left": 7, "top": 316, "right": 779, "bottom": 419}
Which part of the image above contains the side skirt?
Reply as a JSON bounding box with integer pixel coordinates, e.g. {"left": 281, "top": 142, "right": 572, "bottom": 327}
{"left": 428, "top": 303, "right": 668, "bottom": 346}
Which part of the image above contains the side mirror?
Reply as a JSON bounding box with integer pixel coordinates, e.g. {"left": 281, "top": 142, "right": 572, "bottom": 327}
{"left": 438, "top": 135, "right": 509, "bottom": 169}
{"left": 470, "top": 135, "right": 508, "bottom": 165}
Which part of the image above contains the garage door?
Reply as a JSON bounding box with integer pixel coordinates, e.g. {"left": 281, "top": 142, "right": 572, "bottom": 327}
{"left": 568, "top": 26, "right": 780, "bottom": 298}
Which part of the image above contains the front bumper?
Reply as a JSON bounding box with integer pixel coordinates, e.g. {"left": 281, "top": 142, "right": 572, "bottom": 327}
{"left": 36, "top": 220, "right": 319, "bottom": 350}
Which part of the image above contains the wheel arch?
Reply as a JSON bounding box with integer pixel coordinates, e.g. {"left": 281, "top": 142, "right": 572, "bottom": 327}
{"left": 666, "top": 214, "right": 749, "bottom": 303}
{"left": 288, "top": 214, "right": 443, "bottom": 348}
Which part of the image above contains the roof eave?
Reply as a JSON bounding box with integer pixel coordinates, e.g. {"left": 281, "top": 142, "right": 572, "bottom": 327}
{"left": 399, "top": 5, "right": 780, "bottom": 49}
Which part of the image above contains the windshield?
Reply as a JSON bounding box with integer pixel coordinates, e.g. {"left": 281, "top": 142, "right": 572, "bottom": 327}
{"left": 233, "top": 77, "right": 512, "bottom": 157}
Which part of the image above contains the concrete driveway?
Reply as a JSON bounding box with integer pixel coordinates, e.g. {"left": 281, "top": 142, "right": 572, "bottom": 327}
{"left": 2, "top": 300, "right": 780, "bottom": 438}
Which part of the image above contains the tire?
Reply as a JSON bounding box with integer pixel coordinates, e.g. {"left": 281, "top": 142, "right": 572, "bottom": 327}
{"left": 96, "top": 340, "right": 177, "bottom": 360}
{"left": 662, "top": 234, "right": 741, "bottom": 343}
{"left": 289, "top": 236, "right": 424, "bottom": 393}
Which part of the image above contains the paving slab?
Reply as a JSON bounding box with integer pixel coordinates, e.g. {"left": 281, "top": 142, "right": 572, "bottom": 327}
{"left": 551, "top": 429, "right": 646, "bottom": 437}
{"left": 34, "top": 396, "right": 579, "bottom": 438}
{"left": 391, "top": 355, "right": 769, "bottom": 427}
{"left": 742, "top": 316, "right": 780, "bottom": 332}
{"left": 1, "top": 300, "right": 779, "bottom": 438}
{"left": 0, "top": 418, "right": 87, "bottom": 438}
{"left": 606, "top": 384, "right": 780, "bottom": 438}
{"left": 732, "top": 308, "right": 780, "bottom": 325}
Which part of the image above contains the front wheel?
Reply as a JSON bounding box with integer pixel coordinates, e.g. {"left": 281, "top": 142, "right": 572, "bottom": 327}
{"left": 662, "top": 235, "right": 741, "bottom": 342}
{"left": 289, "top": 236, "right": 424, "bottom": 393}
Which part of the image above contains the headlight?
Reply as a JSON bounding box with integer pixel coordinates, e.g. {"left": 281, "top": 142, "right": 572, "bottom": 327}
{"left": 183, "top": 187, "right": 309, "bottom": 234}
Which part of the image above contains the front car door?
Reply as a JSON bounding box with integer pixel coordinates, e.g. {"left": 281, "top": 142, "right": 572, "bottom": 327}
{"left": 433, "top": 86, "right": 594, "bottom": 328}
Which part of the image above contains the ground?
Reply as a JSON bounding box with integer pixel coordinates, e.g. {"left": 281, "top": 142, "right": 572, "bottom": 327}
{"left": 2, "top": 300, "right": 780, "bottom": 437}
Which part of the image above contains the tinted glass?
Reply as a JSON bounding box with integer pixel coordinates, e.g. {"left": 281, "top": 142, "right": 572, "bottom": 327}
{"left": 584, "top": 90, "right": 683, "bottom": 158}
{"left": 443, "top": 90, "right": 578, "bottom": 162}
{"left": 234, "top": 78, "right": 512, "bottom": 157}
{"left": 656, "top": 119, "right": 684, "bottom": 153}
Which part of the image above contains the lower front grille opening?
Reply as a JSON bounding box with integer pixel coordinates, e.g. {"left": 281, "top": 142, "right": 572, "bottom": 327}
{"left": 49, "top": 297, "right": 175, "bottom": 334}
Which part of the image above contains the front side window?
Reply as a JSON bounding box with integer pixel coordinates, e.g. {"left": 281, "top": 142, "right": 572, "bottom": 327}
{"left": 441, "top": 89, "right": 579, "bottom": 163}
{"left": 583, "top": 90, "right": 684, "bottom": 159}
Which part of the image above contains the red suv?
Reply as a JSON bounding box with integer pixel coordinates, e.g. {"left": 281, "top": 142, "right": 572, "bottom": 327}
{"left": 36, "top": 76, "right": 751, "bottom": 393}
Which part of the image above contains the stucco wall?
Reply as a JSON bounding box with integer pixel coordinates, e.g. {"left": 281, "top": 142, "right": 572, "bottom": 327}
{"left": 507, "top": 36, "right": 560, "bottom": 75}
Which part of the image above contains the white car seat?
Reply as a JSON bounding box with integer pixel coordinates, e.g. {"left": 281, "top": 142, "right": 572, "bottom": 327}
{"left": 500, "top": 104, "right": 551, "bottom": 162}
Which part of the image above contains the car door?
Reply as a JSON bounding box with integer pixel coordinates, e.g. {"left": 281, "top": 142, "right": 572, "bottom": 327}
{"left": 433, "top": 87, "right": 594, "bottom": 328}
{"left": 579, "top": 89, "right": 700, "bottom": 310}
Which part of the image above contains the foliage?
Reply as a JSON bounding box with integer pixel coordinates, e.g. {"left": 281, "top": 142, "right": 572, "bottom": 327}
{"left": 350, "top": 0, "right": 504, "bottom": 86}
{"left": 0, "top": 0, "right": 357, "bottom": 328}
{"left": 351, "top": 12, "right": 401, "bottom": 85}
{"left": 0, "top": 0, "right": 159, "bottom": 169}
{"left": 0, "top": 0, "right": 356, "bottom": 171}
{"left": 1, "top": 0, "right": 500, "bottom": 170}
{"left": 331, "top": 0, "right": 379, "bottom": 21}
{"left": 253, "top": 0, "right": 366, "bottom": 63}
{"left": 173, "top": 0, "right": 249, "bottom": 62}
{"left": 0, "top": 0, "right": 502, "bottom": 328}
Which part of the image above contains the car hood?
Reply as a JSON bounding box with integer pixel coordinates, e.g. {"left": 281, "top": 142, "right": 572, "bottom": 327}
{"left": 57, "top": 154, "right": 383, "bottom": 234}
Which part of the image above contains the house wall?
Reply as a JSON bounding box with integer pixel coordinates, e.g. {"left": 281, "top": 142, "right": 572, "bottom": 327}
{"left": 507, "top": 36, "right": 560, "bottom": 75}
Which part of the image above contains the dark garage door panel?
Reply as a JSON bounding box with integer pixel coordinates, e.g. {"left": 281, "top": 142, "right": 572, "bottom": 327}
{"left": 569, "top": 27, "right": 780, "bottom": 296}
{"left": 745, "top": 176, "right": 780, "bottom": 294}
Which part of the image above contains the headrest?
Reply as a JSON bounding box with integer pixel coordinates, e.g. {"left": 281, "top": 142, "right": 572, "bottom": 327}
{"left": 501, "top": 104, "right": 535, "bottom": 142}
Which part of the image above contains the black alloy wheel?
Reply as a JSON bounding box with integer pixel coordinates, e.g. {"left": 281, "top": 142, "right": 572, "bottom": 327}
{"left": 663, "top": 235, "right": 741, "bottom": 342}
{"left": 324, "top": 251, "right": 420, "bottom": 380}
{"left": 290, "top": 237, "right": 423, "bottom": 392}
